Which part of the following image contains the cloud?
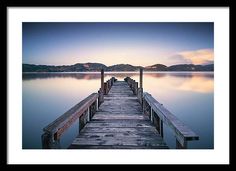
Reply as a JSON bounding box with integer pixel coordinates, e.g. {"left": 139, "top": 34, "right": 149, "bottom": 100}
{"left": 178, "top": 49, "right": 214, "bottom": 65}
{"left": 167, "top": 49, "right": 214, "bottom": 65}
{"left": 167, "top": 54, "right": 192, "bottom": 65}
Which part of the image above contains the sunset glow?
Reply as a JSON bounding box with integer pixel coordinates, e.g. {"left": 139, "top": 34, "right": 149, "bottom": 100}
{"left": 23, "top": 23, "right": 214, "bottom": 66}
{"left": 178, "top": 49, "right": 214, "bottom": 65}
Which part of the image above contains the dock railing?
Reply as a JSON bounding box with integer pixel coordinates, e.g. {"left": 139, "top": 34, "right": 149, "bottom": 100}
{"left": 41, "top": 73, "right": 116, "bottom": 149}
{"left": 125, "top": 74, "right": 199, "bottom": 149}
{"left": 41, "top": 93, "right": 98, "bottom": 149}
{"left": 143, "top": 93, "right": 199, "bottom": 148}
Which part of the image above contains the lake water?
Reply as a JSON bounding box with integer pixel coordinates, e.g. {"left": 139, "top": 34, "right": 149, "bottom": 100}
{"left": 23, "top": 72, "right": 214, "bottom": 149}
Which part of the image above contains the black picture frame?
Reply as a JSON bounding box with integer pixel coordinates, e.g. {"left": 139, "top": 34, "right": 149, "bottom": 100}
{"left": 2, "top": 0, "right": 231, "bottom": 167}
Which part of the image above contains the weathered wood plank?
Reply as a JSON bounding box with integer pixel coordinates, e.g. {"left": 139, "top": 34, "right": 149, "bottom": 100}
{"left": 90, "top": 119, "right": 150, "bottom": 123}
{"left": 76, "top": 132, "right": 163, "bottom": 139}
{"left": 92, "top": 114, "right": 146, "bottom": 120}
{"left": 80, "top": 127, "right": 159, "bottom": 133}
{"left": 85, "top": 120, "right": 152, "bottom": 128}
{"left": 69, "top": 145, "right": 168, "bottom": 149}
{"left": 71, "top": 136, "right": 167, "bottom": 147}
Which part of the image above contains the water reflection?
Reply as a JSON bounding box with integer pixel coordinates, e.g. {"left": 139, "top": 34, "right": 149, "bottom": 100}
{"left": 23, "top": 72, "right": 213, "bottom": 93}
{"left": 177, "top": 76, "right": 213, "bottom": 93}
{"left": 143, "top": 72, "right": 213, "bottom": 93}
{"left": 23, "top": 72, "right": 102, "bottom": 80}
{"left": 23, "top": 72, "right": 140, "bottom": 81}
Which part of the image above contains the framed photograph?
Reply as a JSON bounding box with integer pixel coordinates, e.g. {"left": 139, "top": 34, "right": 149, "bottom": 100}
{"left": 7, "top": 6, "right": 230, "bottom": 164}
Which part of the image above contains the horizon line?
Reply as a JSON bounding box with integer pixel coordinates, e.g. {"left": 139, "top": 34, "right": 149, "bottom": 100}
{"left": 22, "top": 62, "right": 214, "bottom": 67}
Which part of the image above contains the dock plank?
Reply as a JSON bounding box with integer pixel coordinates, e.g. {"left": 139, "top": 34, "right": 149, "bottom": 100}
{"left": 85, "top": 120, "right": 152, "bottom": 128}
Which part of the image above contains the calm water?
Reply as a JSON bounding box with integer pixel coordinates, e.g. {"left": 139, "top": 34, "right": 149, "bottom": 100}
{"left": 23, "top": 72, "right": 214, "bottom": 149}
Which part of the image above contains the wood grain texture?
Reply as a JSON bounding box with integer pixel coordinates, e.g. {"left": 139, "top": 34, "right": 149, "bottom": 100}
{"left": 69, "top": 81, "right": 168, "bottom": 149}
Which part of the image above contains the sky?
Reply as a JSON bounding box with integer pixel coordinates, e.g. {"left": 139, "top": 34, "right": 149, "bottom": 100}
{"left": 23, "top": 22, "right": 214, "bottom": 66}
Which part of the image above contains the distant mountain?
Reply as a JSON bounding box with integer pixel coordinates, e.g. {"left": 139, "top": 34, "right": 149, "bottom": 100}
{"left": 23, "top": 63, "right": 107, "bottom": 72}
{"left": 145, "top": 64, "right": 167, "bottom": 71}
{"left": 167, "top": 64, "right": 214, "bottom": 71}
{"left": 107, "top": 64, "right": 142, "bottom": 71}
{"left": 23, "top": 63, "right": 214, "bottom": 72}
{"left": 66, "top": 63, "right": 107, "bottom": 72}
{"left": 23, "top": 64, "right": 58, "bottom": 72}
{"left": 202, "top": 64, "right": 214, "bottom": 71}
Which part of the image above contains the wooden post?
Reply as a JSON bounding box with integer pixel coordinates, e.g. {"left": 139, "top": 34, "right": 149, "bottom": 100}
{"left": 95, "top": 101, "right": 97, "bottom": 113}
{"left": 140, "top": 68, "right": 143, "bottom": 89}
{"left": 137, "top": 88, "right": 143, "bottom": 105}
{"left": 98, "top": 88, "right": 104, "bottom": 106}
{"left": 134, "top": 82, "right": 138, "bottom": 95}
{"left": 132, "top": 80, "right": 135, "bottom": 91}
{"left": 111, "top": 77, "right": 113, "bottom": 86}
{"left": 99, "top": 70, "right": 104, "bottom": 105}
{"left": 108, "top": 80, "right": 111, "bottom": 91}
{"left": 160, "top": 120, "right": 163, "bottom": 137}
{"left": 107, "top": 80, "right": 109, "bottom": 91}
{"left": 101, "top": 69, "right": 104, "bottom": 94}
{"left": 107, "top": 81, "right": 110, "bottom": 92}
{"left": 111, "top": 77, "right": 115, "bottom": 85}
{"left": 139, "top": 69, "right": 143, "bottom": 106}
{"left": 150, "top": 108, "right": 153, "bottom": 123}
{"left": 104, "top": 82, "right": 108, "bottom": 95}
{"left": 131, "top": 80, "right": 134, "bottom": 90}
{"left": 41, "top": 132, "right": 52, "bottom": 149}
{"left": 78, "top": 119, "right": 80, "bottom": 134}
{"left": 41, "top": 132, "right": 60, "bottom": 149}
{"left": 152, "top": 111, "right": 163, "bottom": 136}
{"left": 144, "top": 99, "right": 148, "bottom": 115}
{"left": 87, "top": 107, "right": 90, "bottom": 122}
{"left": 176, "top": 139, "right": 187, "bottom": 149}
{"left": 142, "top": 96, "right": 145, "bottom": 112}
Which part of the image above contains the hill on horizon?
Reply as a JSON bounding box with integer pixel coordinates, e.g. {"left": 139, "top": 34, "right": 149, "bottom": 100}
{"left": 23, "top": 62, "right": 214, "bottom": 72}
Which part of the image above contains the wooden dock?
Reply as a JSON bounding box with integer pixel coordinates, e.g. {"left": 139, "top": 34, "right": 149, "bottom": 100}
{"left": 69, "top": 81, "right": 168, "bottom": 149}
{"left": 42, "top": 69, "right": 199, "bottom": 149}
